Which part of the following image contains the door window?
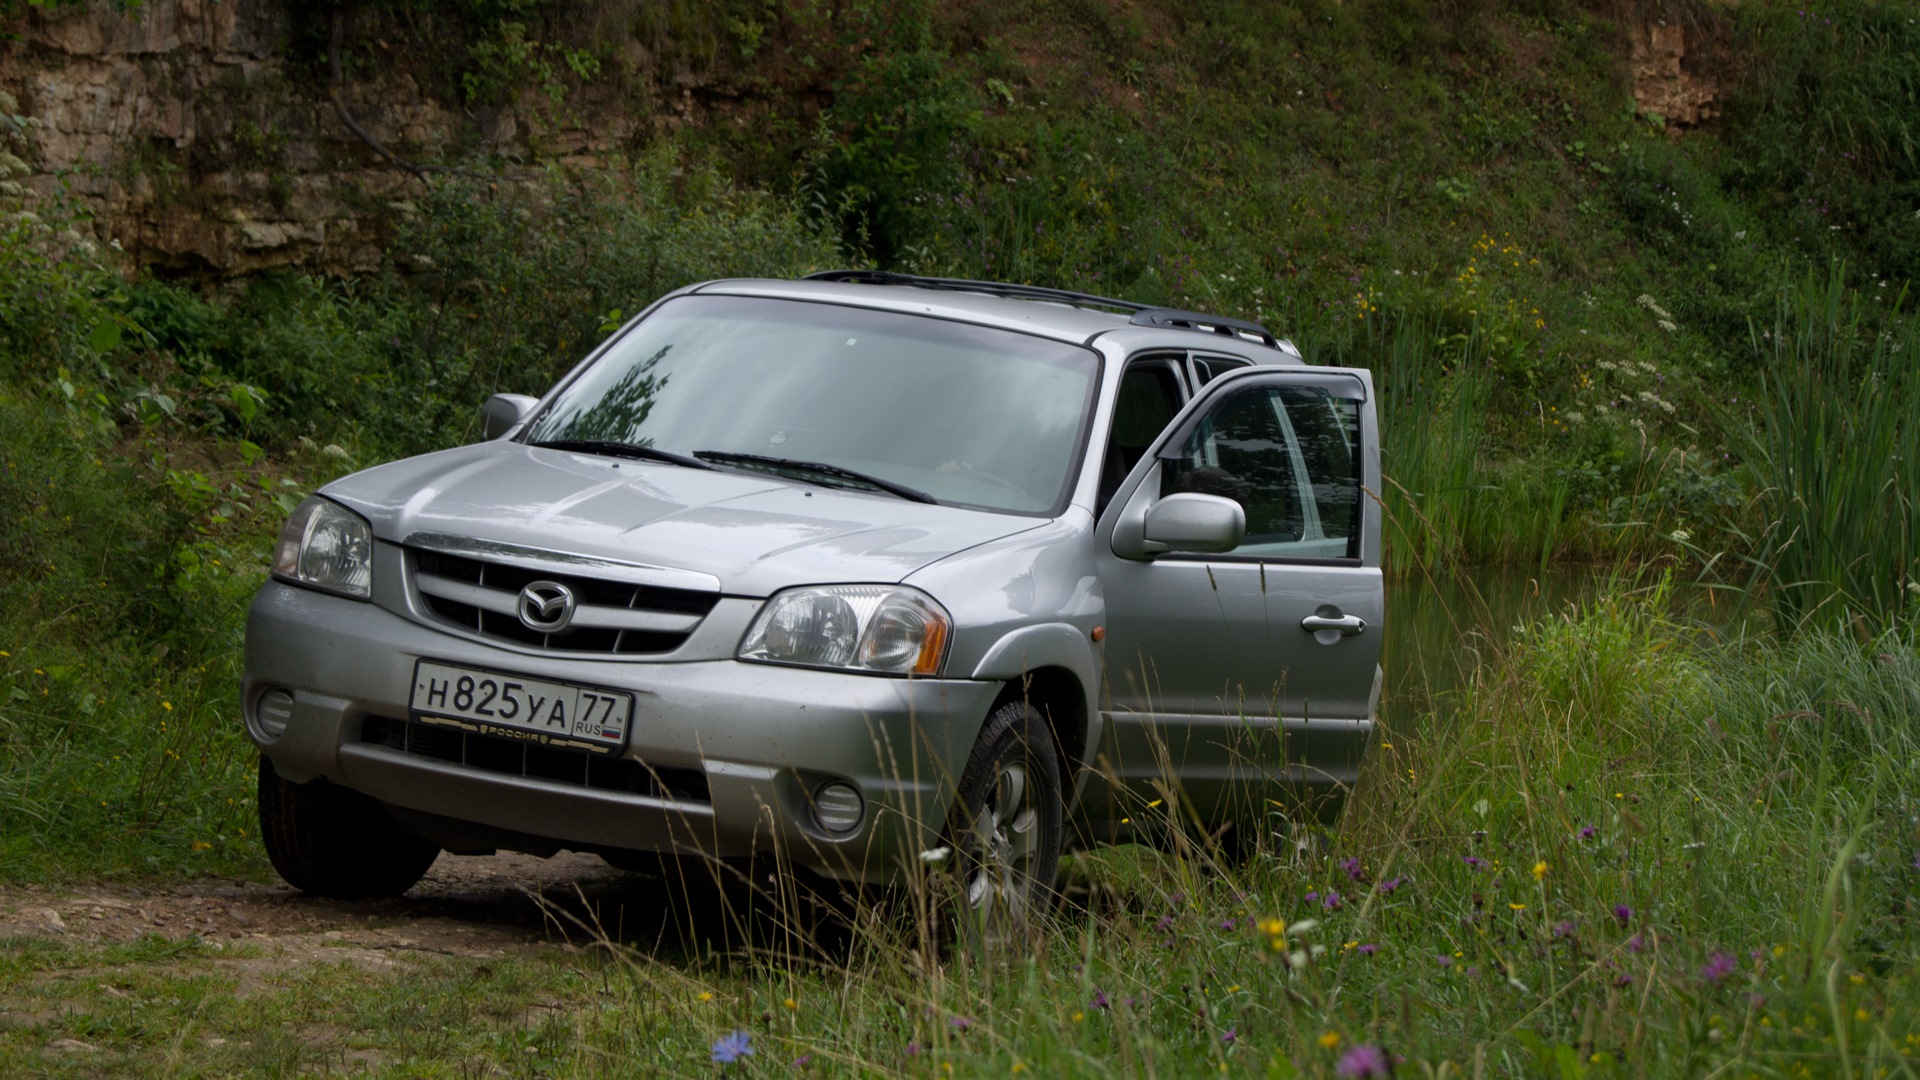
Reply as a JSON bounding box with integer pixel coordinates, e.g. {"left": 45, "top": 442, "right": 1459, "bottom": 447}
{"left": 1097, "top": 360, "right": 1186, "bottom": 514}
{"left": 1160, "top": 385, "right": 1363, "bottom": 559}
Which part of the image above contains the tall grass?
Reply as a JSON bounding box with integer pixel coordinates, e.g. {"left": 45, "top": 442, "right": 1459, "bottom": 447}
{"left": 1745, "top": 268, "right": 1918, "bottom": 634}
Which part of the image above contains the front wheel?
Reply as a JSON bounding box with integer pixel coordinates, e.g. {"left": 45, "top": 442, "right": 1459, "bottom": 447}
{"left": 948, "top": 700, "right": 1064, "bottom": 944}
{"left": 257, "top": 757, "right": 440, "bottom": 900}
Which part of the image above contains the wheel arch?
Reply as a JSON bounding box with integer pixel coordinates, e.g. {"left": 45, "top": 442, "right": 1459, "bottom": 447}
{"left": 970, "top": 624, "right": 1099, "bottom": 807}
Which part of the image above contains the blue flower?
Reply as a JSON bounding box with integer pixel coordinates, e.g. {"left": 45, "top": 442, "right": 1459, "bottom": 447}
{"left": 712, "top": 1030, "right": 754, "bottom": 1064}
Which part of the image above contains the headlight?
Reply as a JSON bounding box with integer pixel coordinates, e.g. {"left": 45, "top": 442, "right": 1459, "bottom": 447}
{"left": 271, "top": 496, "right": 374, "bottom": 600}
{"left": 739, "top": 585, "right": 951, "bottom": 676}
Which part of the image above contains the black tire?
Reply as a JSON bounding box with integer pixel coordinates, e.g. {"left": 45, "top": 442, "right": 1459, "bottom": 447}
{"left": 257, "top": 757, "right": 440, "bottom": 900}
{"left": 948, "top": 700, "right": 1065, "bottom": 945}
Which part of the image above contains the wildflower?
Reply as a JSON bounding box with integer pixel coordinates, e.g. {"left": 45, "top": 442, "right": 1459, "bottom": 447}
{"left": 1552, "top": 921, "right": 1575, "bottom": 938}
{"left": 1463, "top": 856, "right": 1487, "bottom": 870}
{"left": 1376, "top": 876, "right": 1406, "bottom": 894}
{"left": 711, "top": 1030, "right": 753, "bottom": 1064}
{"left": 1627, "top": 933, "right": 1647, "bottom": 953}
{"left": 1258, "top": 918, "right": 1285, "bottom": 937}
{"left": 1319, "top": 1031, "right": 1342, "bottom": 1049}
{"left": 783, "top": 998, "right": 797, "bottom": 1011}
{"left": 906, "top": 1042, "right": 922, "bottom": 1057}
{"left": 1220, "top": 919, "right": 1237, "bottom": 931}
{"left": 1222, "top": 1029, "right": 1237, "bottom": 1046}
{"left": 1322, "top": 891, "right": 1343, "bottom": 910}
{"left": 1701, "top": 952, "right": 1738, "bottom": 984}
{"left": 792, "top": 1054, "right": 812, "bottom": 1069}
{"left": 1305, "top": 891, "right": 1319, "bottom": 904}
{"left": 1613, "top": 904, "right": 1633, "bottom": 925}
{"left": 1091, "top": 991, "right": 1110, "bottom": 1010}
{"left": 1336, "top": 1044, "right": 1391, "bottom": 1078}
{"left": 1357, "top": 943, "right": 1380, "bottom": 955}
{"left": 1578, "top": 825, "right": 1598, "bottom": 840}
{"left": 1436, "top": 955, "right": 1453, "bottom": 966}
{"left": 1508, "top": 903, "right": 1525, "bottom": 912}
{"left": 696, "top": 991, "right": 715, "bottom": 1003}
{"left": 1072, "top": 1012, "right": 1085, "bottom": 1023}
{"left": 1532, "top": 861, "right": 1548, "bottom": 881}
{"left": 1340, "top": 856, "right": 1364, "bottom": 880}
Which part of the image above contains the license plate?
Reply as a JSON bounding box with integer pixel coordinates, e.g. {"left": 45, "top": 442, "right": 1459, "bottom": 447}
{"left": 408, "top": 660, "right": 633, "bottom": 755}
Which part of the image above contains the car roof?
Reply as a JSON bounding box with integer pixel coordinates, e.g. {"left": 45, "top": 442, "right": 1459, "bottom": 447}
{"left": 692, "top": 277, "right": 1300, "bottom": 361}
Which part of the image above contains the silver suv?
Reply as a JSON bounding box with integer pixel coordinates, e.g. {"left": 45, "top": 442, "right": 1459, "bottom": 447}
{"left": 243, "top": 272, "right": 1384, "bottom": 921}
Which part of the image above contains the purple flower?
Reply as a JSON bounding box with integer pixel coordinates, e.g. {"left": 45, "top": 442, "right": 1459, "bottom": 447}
{"left": 1340, "top": 856, "right": 1365, "bottom": 880}
{"left": 792, "top": 1054, "right": 812, "bottom": 1070}
{"left": 1552, "top": 921, "right": 1576, "bottom": 938}
{"left": 712, "top": 1030, "right": 754, "bottom": 1064}
{"left": 906, "top": 1041, "right": 922, "bottom": 1057}
{"left": 1336, "top": 1044, "right": 1391, "bottom": 1078}
{"left": 1463, "top": 856, "right": 1488, "bottom": 870}
{"left": 1465, "top": 966, "right": 1479, "bottom": 978}
{"left": 1910, "top": 851, "right": 1920, "bottom": 871}
{"left": 1322, "top": 891, "right": 1344, "bottom": 910}
{"left": 1222, "top": 1028, "right": 1238, "bottom": 1045}
{"left": 1092, "top": 991, "right": 1110, "bottom": 1010}
{"left": 1578, "top": 825, "right": 1598, "bottom": 840}
{"left": 1701, "top": 952, "right": 1738, "bottom": 984}
{"left": 1377, "top": 875, "right": 1406, "bottom": 894}
{"left": 1357, "top": 943, "right": 1380, "bottom": 955}
{"left": 1220, "top": 919, "right": 1237, "bottom": 931}
{"left": 1156, "top": 914, "right": 1175, "bottom": 932}
{"left": 950, "top": 1015, "right": 974, "bottom": 1031}
{"left": 1613, "top": 904, "right": 1633, "bottom": 926}
{"left": 1305, "top": 891, "right": 1319, "bottom": 904}
{"left": 1627, "top": 933, "right": 1647, "bottom": 953}
{"left": 1436, "top": 955, "right": 1454, "bottom": 966}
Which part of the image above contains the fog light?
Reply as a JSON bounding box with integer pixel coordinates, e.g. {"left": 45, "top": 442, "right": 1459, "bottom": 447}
{"left": 812, "top": 782, "right": 864, "bottom": 834}
{"left": 253, "top": 688, "right": 294, "bottom": 742}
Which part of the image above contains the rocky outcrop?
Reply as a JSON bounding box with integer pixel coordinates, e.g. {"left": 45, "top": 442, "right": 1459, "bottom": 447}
{"left": 1632, "top": 20, "right": 1720, "bottom": 130}
{"left": 0, "top": 0, "right": 666, "bottom": 274}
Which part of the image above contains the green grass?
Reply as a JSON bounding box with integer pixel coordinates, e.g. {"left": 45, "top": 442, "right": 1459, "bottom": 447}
{"left": 3, "top": 582, "right": 1915, "bottom": 1076}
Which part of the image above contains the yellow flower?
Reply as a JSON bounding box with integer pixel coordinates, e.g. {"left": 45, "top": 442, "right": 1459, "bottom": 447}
{"left": 1772, "top": 945, "right": 1788, "bottom": 957}
{"left": 162, "top": 701, "right": 173, "bottom": 711}
{"left": 1532, "top": 861, "right": 1548, "bottom": 880}
{"left": 784, "top": 997, "right": 797, "bottom": 1010}
{"left": 1848, "top": 973, "right": 1864, "bottom": 985}
{"left": 1509, "top": 903, "right": 1526, "bottom": 911}
{"left": 191, "top": 840, "right": 212, "bottom": 852}
{"left": 696, "top": 991, "right": 714, "bottom": 1003}
{"left": 1258, "top": 918, "right": 1285, "bottom": 937}
{"left": 1318, "top": 1031, "right": 1341, "bottom": 1050}
{"left": 1854, "top": 1008, "right": 1870, "bottom": 1022}
{"left": 1013, "top": 1063, "right": 1027, "bottom": 1075}
{"left": 1073, "top": 1011, "right": 1085, "bottom": 1023}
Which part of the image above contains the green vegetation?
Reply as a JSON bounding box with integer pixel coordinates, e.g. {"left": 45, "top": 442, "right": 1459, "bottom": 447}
{"left": 2, "top": 0, "right": 1918, "bottom": 1074}
{"left": 5, "top": 589, "right": 1917, "bottom": 1076}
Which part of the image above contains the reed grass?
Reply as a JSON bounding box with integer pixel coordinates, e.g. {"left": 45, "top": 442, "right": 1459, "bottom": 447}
{"left": 1743, "top": 267, "right": 1918, "bottom": 635}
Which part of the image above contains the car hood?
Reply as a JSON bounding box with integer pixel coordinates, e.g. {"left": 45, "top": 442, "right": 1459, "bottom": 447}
{"left": 322, "top": 442, "right": 1042, "bottom": 596}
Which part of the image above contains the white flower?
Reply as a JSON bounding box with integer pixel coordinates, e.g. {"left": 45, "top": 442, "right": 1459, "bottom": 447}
{"left": 1671, "top": 529, "right": 1692, "bottom": 543}
{"left": 918, "top": 846, "right": 952, "bottom": 866}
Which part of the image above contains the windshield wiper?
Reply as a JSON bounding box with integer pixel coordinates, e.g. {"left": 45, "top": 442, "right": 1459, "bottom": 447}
{"left": 529, "top": 439, "right": 712, "bottom": 470}
{"left": 692, "top": 451, "right": 937, "bottom": 504}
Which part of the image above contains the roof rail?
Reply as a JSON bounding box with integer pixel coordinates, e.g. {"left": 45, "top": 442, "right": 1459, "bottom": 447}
{"left": 804, "top": 270, "right": 1150, "bottom": 314}
{"left": 1128, "top": 308, "right": 1279, "bottom": 348}
{"left": 805, "top": 270, "right": 1285, "bottom": 349}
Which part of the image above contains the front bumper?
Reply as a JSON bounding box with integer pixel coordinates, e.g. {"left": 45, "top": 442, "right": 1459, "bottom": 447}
{"left": 242, "top": 582, "right": 999, "bottom": 884}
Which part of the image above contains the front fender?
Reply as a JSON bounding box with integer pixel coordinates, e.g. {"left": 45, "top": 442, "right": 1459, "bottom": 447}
{"left": 969, "top": 623, "right": 1103, "bottom": 805}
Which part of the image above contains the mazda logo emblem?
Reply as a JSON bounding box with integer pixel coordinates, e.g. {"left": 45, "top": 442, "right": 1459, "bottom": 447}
{"left": 516, "top": 581, "right": 576, "bottom": 633}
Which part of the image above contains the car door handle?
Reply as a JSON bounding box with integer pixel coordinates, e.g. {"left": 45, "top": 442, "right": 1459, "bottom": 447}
{"left": 1300, "top": 613, "right": 1367, "bottom": 636}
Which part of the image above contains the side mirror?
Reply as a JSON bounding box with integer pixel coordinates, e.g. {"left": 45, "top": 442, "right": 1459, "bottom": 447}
{"left": 479, "top": 393, "right": 539, "bottom": 441}
{"left": 1141, "top": 492, "right": 1245, "bottom": 553}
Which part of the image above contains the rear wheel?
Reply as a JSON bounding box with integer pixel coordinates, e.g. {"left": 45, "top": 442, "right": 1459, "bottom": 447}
{"left": 948, "top": 700, "right": 1064, "bottom": 945}
{"left": 257, "top": 757, "right": 440, "bottom": 899}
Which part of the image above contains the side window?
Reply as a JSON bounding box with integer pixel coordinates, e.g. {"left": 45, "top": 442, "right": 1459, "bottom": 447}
{"left": 1160, "top": 386, "right": 1363, "bottom": 559}
{"left": 1190, "top": 355, "right": 1252, "bottom": 386}
{"left": 1097, "top": 360, "right": 1184, "bottom": 514}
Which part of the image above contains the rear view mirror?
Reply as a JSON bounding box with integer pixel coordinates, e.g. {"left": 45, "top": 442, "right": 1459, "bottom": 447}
{"left": 479, "top": 393, "right": 539, "bottom": 441}
{"left": 1141, "top": 492, "right": 1245, "bottom": 553}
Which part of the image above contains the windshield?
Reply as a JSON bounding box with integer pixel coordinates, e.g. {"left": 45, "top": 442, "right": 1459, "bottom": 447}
{"left": 525, "top": 294, "right": 1101, "bottom": 514}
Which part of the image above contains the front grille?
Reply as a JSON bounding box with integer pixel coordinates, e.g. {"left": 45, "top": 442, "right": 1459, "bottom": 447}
{"left": 409, "top": 549, "right": 718, "bottom": 655}
{"left": 360, "top": 716, "right": 711, "bottom": 802}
